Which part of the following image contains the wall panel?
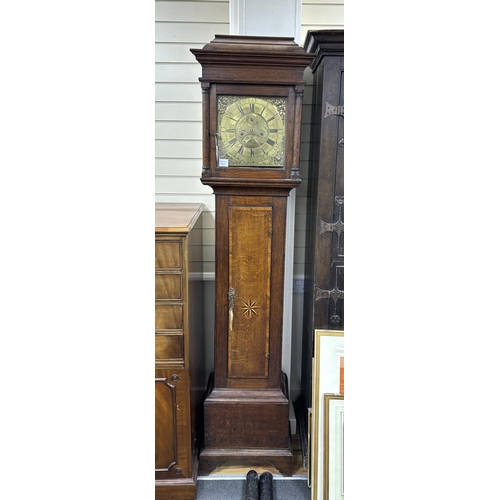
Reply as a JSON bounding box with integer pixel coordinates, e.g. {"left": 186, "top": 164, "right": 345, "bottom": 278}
{"left": 155, "top": 83, "right": 201, "bottom": 102}
{"left": 155, "top": 22, "right": 228, "bottom": 43}
{"left": 155, "top": 0, "right": 229, "bottom": 22}
{"left": 155, "top": 139, "right": 202, "bottom": 158}
{"left": 155, "top": 158, "right": 203, "bottom": 176}
{"left": 302, "top": 3, "right": 344, "bottom": 24}
{"left": 155, "top": 102, "right": 202, "bottom": 120}
{"left": 156, "top": 63, "right": 203, "bottom": 83}
{"left": 155, "top": 42, "right": 204, "bottom": 62}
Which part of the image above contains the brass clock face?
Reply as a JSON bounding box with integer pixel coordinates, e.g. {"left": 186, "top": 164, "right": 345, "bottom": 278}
{"left": 218, "top": 96, "right": 286, "bottom": 167}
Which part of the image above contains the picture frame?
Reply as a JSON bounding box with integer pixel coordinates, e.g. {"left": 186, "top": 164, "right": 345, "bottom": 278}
{"left": 311, "top": 329, "right": 344, "bottom": 500}
{"left": 324, "top": 394, "right": 344, "bottom": 500}
{"left": 308, "top": 407, "right": 313, "bottom": 488}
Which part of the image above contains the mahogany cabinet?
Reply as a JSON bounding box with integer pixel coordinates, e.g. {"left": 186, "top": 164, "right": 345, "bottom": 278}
{"left": 297, "top": 29, "right": 344, "bottom": 467}
{"left": 155, "top": 203, "right": 204, "bottom": 500}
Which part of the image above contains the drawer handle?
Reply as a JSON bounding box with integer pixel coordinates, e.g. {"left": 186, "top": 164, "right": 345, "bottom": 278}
{"left": 228, "top": 287, "right": 235, "bottom": 331}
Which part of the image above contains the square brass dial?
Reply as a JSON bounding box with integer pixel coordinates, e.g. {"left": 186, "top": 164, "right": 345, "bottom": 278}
{"left": 217, "top": 95, "right": 287, "bottom": 167}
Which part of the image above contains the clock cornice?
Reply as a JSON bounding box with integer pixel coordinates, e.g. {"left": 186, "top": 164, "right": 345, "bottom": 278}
{"left": 190, "top": 34, "right": 315, "bottom": 85}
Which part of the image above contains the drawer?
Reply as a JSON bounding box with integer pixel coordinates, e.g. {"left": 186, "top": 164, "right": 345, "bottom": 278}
{"left": 155, "top": 368, "right": 190, "bottom": 475}
{"left": 155, "top": 333, "right": 184, "bottom": 360}
{"left": 155, "top": 241, "right": 181, "bottom": 269}
{"left": 155, "top": 273, "right": 182, "bottom": 300}
{"left": 155, "top": 302, "right": 183, "bottom": 330}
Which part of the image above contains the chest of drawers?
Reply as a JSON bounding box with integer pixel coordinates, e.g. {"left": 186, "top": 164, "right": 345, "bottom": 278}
{"left": 155, "top": 203, "right": 204, "bottom": 500}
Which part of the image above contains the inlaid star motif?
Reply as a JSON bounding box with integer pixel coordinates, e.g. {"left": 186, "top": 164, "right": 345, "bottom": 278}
{"left": 240, "top": 299, "right": 259, "bottom": 318}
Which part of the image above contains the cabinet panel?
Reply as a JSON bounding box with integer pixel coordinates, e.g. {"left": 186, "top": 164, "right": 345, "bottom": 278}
{"left": 155, "top": 371, "right": 191, "bottom": 479}
{"left": 313, "top": 59, "right": 344, "bottom": 330}
{"left": 155, "top": 334, "right": 184, "bottom": 361}
{"left": 155, "top": 303, "right": 183, "bottom": 330}
{"left": 228, "top": 206, "right": 272, "bottom": 379}
{"left": 155, "top": 241, "right": 182, "bottom": 269}
{"left": 155, "top": 273, "right": 182, "bottom": 300}
{"left": 155, "top": 378, "right": 177, "bottom": 470}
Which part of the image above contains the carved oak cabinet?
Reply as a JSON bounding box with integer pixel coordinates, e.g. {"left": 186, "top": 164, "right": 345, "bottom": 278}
{"left": 297, "top": 29, "right": 344, "bottom": 466}
{"left": 155, "top": 203, "right": 204, "bottom": 500}
{"left": 191, "top": 35, "right": 314, "bottom": 476}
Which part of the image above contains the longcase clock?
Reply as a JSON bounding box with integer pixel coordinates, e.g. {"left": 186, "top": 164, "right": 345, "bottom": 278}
{"left": 191, "top": 35, "right": 314, "bottom": 476}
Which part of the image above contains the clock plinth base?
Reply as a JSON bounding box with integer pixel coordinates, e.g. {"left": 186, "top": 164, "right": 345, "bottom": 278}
{"left": 199, "top": 371, "right": 294, "bottom": 477}
{"left": 155, "top": 478, "right": 196, "bottom": 500}
{"left": 199, "top": 446, "right": 294, "bottom": 477}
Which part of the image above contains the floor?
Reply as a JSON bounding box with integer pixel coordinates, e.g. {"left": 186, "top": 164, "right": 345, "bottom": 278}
{"left": 195, "top": 435, "right": 310, "bottom": 499}
{"left": 196, "top": 476, "right": 310, "bottom": 500}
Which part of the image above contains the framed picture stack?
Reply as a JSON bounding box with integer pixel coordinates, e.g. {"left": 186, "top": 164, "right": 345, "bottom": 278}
{"left": 310, "top": 329, "right": 344, "bottom": 500}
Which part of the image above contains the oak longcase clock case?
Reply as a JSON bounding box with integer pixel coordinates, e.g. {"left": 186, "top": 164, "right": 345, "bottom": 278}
{"left": 191, "top": 35, "right": 314, "bottom": 476}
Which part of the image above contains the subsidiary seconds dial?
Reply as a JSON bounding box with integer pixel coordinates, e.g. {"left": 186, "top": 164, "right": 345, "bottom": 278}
{"left": 218, "top": 96, "right": 286, "bottom": 167}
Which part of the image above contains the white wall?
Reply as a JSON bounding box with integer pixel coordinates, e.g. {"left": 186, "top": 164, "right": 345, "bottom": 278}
{"left": 155, "top": 0, "right": 344, "bottom": 401}
{"left": 300, "top": 0, "right": 344, "bottom": 42}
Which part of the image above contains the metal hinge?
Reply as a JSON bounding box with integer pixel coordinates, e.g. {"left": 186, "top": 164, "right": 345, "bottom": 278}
{"left": 324, "top": 102, "right": 344, "bottom": 118}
